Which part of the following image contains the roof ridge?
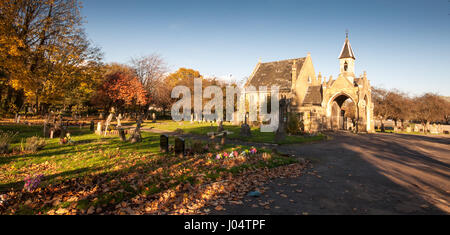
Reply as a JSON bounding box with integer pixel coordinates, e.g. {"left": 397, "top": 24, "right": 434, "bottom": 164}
{"left": 261, "top": 57, "right": 306, "bottom": 64}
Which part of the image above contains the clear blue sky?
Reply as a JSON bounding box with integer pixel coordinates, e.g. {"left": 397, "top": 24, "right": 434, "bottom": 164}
{"left": 81, "top": 0, "right": 450, "bottom": 96}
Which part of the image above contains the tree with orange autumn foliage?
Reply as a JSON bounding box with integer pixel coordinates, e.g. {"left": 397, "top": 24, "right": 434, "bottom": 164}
{"left": 92, "top": 64, "right": 148, "bottom": 115}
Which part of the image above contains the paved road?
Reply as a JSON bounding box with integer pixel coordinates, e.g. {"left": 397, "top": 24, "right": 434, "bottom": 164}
{"left": 215, "top": 132, "right": 450, "bottom": 215}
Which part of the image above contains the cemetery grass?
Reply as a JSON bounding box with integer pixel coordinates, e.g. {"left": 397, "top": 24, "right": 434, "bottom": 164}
{"left": 0, "top": 124, "right": 300, "bottom": 215}
{"left": 143, "top": 121, "right": 326, "bottom": 145}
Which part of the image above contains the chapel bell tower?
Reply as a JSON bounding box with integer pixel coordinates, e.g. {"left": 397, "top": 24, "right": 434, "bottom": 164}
{"left": 339, "top": 32, "right": 356, "bottom": 83}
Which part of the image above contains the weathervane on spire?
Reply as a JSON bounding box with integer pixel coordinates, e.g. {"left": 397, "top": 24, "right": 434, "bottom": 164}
{"left": 346, "top": 29, "right": 349, "bottom": 38}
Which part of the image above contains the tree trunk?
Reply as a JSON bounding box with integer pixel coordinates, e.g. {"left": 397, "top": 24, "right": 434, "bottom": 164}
{"left": 35, "top": 90, "right": 39, "bottom": 115}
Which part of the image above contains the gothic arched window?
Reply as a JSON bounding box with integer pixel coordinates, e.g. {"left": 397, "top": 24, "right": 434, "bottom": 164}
{"left": 344, "top": 61, "right": 348, "bottom": 72}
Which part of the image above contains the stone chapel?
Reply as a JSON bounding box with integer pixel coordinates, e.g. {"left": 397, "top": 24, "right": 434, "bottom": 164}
{"left": 244, "top": 34, "right": 375, "bottom": 133}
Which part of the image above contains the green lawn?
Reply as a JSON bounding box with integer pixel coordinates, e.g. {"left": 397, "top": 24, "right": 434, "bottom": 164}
{"left": 143, "top": 120, "right": 327, "bottom": 145}
{"left": 0, "top": 124, "right": 298, "bottom": 215}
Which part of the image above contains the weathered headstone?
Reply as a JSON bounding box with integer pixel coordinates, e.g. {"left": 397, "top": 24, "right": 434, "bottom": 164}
{"left": 118, "top": 128, "right": 127, "bottom": 141}
{"left": 174, "top": 137, "right": 185, "bottom": 157}
{"left": 90, "top": 121, "right": 95, "bottom": 131}
{"left": 43, "top": 118, "right": 49, "bottom": 137}
{"left": 240, "top": 113, "right": 251, "bottom": 137}
{"left": 96, "top": 122, "right": 103, "bottom": 135}
{"left": 117, "top": 114, "right": 123, "bottom": 127}
{"left": 152, "top": 113, "right": 156, "bottom": 123}
{"left": 160, "top": 135, "right": 169, "bottom": 153}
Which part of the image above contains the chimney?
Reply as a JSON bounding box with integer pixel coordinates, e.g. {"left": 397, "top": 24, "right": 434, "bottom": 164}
{"left": 292, "top": 59, "right": 297, "bottom": 89}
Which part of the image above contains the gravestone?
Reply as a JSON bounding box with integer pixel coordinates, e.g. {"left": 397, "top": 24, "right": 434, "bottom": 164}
{"left": 275, "top": 98, "right": 288, "bottom": 141}
{"left": 160, "top": 135, "right": 169, "bottom": 153}
{"left": 43, "top": 118, "right": 49, "bottom": 137}
{"left": 96, "top": 122, "right": 103, "bottom": 135}
{"left": 152, "top": 113, "right": 156, "bottom": 123}
{"left": 15, "top": 114, "right": 20, "bottom": 123}
{"left": 240, "top": 113, "right": 251, "bottom": 137}
{"left": 190, "top": 114, "right": 194, "bottom": 124}
{"left": 217, "top": 120, "right": 224, "bottom": 132}
{"left": 90, "top": 121, "right": 95, "bottom": 132}
{"left": 406, "top": 126, "right": 412, "bottom": 133}
{"left": 117, "top": 114, "right": 123, "bottom": 127}
{"left": 174, "top": 137, "right": 185, "bottom": 157}
{"left": 119, "top": 128, "right": 127, "bottom": 142}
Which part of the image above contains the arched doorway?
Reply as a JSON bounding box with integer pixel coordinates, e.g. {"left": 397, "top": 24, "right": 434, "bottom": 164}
{"left": 327, "top": 93, "right": 357, "bottom": 131}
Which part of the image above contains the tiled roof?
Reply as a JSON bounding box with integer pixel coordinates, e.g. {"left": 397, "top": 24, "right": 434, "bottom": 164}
{"left": 339, "top": 37, "right": 356, "bottom": 59}
{"left": 245, "top": 58, "right": 306, "bottom": 91}
{"left": 303, "top": 86, "right": 323, "bottom": 105}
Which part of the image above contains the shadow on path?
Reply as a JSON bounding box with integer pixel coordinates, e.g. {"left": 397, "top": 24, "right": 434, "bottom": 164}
{"left": 212, "top": 132, "right": 449, "bottom": 215}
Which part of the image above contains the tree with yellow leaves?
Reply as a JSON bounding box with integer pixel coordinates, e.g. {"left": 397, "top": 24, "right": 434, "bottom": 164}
{"left": 0, "top": 0, "right": 103, "bottom": 115}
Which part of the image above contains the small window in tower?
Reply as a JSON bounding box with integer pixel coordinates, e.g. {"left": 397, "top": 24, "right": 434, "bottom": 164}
{"left": 308, "top": 76, "right": 311, "bottom": 83}
{"left": 344, "top": 61, "right": 348, "bottom": 72}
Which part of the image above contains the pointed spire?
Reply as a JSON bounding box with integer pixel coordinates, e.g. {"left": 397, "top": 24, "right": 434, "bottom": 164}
{"left": 339, "top": 32, "right": 356, "bottom": 59}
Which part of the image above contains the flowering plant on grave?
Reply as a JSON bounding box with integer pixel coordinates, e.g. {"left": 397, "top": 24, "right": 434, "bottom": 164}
{"left": 250, "top": 147, "right": 257, "bottom": 154}
{"left": 24, "top": 174, "right": 44, "bottom": 192}
{"left": 216, "top": 153, "right": 222, "bottom": 160}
